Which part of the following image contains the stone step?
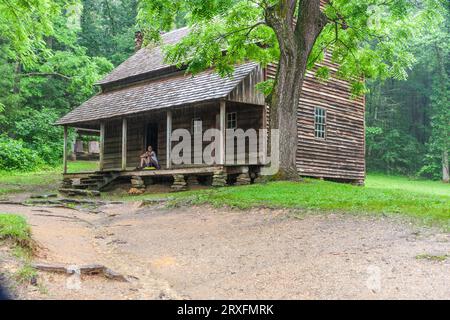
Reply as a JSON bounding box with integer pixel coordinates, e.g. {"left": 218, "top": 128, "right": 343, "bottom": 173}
{"left": 86, "top": 186, "right": 101, "bottom": 190}
{"left": 59, "top": 188, "right": 101, "bottom": 197}
{"left": 62, "top": 172, "right": 120, "bottom": 194}
{"left": 81, "top": 177, "right": 103, "bottom": 181}
{"left": 79, "top": 182, "right": 100, "bottom": 188}
{"left": 89, "top": 174, "right": 111, "bottom": 179}
{"left": 80, "top": 178, "right": 104, "bottom": 184}
{"left": 73, "top": 184, "right": 97, "bottom": 190}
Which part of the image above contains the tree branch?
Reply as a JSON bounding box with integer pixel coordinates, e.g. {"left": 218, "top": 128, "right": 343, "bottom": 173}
{"left": 215, "top": 21, "right": 267, "bottom": 42}
{"left": 19, "top": 72, "right": 72, "bottom": 80}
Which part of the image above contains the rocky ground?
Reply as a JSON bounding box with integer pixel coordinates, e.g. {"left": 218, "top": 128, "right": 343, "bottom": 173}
{"left": 0, "top": 198, "right": 449, "bottom": 300}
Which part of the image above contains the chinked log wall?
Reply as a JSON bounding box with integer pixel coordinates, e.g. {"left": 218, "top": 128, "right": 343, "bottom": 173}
{"left": 265, "top": 51, "right": 366, "bottom": 182}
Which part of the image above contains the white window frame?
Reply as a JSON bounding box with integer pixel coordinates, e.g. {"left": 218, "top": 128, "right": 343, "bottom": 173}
{"left": 314, "top": 107, "right": 327, "bottom": 139}
{"left": 226, "top": 112, "right": 237, "bottom": 129}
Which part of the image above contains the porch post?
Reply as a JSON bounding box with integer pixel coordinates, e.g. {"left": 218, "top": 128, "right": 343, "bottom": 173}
{"left": 99, "top": 122, "right": 105, "bottom": 171}
{"left": 63, "top": 126, "right": 68, "bottom": 174}
{"left": 166, "top": 110, "right": 172, "bottom": 169}
{"left": 219, "top": 100, "right": 226, "bottom": 165}
{"left": 121, "top": 118, "right": 127, "bottom": 171}
{"left": 261, "top": 105, "right": 268, "bottom": 165}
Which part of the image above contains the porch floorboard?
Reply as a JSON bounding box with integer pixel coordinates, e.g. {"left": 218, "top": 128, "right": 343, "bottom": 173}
{"left": 63, "top": 164, "right": 260, "bottom": 179}
{"left": 119, "top": 166, "right": 223, "bottom": 177}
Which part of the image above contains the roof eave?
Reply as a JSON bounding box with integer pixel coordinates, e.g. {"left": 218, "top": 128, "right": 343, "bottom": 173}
{"left": 55, "top": 97, "right": 225, "bottom": 127}
{"left": 95, "top": 65, "right": 187, "bottom": 89}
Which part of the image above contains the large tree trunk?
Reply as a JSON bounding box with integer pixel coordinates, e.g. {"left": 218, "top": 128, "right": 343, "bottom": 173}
{"left": 265, "top": 0, "right": 327, "bottom": 180}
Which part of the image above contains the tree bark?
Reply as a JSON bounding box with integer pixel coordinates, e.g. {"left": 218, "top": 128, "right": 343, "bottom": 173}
{"left": 265, "top": 0, "right": 327, "bottom": 180}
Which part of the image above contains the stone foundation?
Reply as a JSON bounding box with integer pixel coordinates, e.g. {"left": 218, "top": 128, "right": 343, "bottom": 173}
{"left": 131, "top": 176, "right": 146, "bottom": 190}
{"left": 212, "top": 170, "right": 227, "bottom": 187}
{"left": 235, "top": 173, "right": 251, "bottom": 186}
{"left": 171, "top": 174, "right": 187, "bottom": 191}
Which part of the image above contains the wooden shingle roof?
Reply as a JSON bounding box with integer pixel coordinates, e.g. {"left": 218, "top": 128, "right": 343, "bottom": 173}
{"left": 97, "top": 28, "right": 190, "bottom": 85}
{"left": 57, "top": 26, "right": 265, "bottom": 126}
{"left": 56, "top": 62, "right": 261, "bottom": 125}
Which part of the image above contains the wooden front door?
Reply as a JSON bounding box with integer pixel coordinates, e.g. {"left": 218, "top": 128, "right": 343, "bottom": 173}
{"left": 145, "top": 123, "right": 159, "bottom": 153}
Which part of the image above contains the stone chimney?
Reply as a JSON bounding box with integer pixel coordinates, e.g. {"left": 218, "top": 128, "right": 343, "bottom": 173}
{"left": 135, "top": 31, "right": 143, "bottom": 52}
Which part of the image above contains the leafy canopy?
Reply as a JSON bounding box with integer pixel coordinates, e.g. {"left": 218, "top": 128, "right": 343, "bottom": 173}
{"left": 138, "top": 0, "right": 446, "bottom": 94}
{"left": 78, "top": 0, "right": 138, "bottom": 66}
{"left": 0, "top": 0, "right": 114, "bottom": 170}
{"left": 0, "top": 0, "right": 62, "bottom": 66}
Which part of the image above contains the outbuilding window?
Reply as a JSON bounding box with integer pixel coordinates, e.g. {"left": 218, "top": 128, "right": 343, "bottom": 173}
{"left": 314, "top": 107, "right": 326, "bottom": 139}
{"left": 227, "top": 112, "right": 237, "bottom": 129}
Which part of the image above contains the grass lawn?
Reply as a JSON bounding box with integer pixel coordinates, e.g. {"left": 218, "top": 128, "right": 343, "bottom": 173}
{"left": 366, "top": 173, "right": 450, "bottom": 197}
{"left": 0, "top": 213, "right": 39, "bottom": 285}
{"left": 121, "top": 174, "right": 449, "bottom": 230}
{"left": 0, "top": 161, "right": 98, "bottom": 196}
{"left": 0, "top": 163, "right": 448, "bottom": 229}
{"left": 0, "top": 214, "right": 31, "bottom": 248}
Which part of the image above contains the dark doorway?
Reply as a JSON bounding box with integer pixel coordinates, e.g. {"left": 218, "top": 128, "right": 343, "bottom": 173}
{"left": 146, "top": 123, "right": 159, "bottom": 153}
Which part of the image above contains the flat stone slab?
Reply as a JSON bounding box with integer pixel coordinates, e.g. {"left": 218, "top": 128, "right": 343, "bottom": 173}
{"left": 59, "top": 188, "right": 101, "bottom": 197}
{"left": 30, "top": 194, "right": 58, "bottom": 199}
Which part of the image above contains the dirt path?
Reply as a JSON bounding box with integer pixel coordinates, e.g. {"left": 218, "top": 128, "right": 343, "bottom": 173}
{"left": 0, "top": 202, "right": 449, "bottom": 300}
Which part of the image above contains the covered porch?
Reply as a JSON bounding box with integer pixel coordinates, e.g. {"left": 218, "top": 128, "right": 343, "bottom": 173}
{"left": 60, "top": 99, "right": 266, "bottom": 193}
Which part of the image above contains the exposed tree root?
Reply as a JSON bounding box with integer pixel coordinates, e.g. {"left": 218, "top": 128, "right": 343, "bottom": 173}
{"left": 31, "top": 263, "right": 129, "bottom": 282}
{"left": 268, "top": 169, "right": 303, "bottom": 182}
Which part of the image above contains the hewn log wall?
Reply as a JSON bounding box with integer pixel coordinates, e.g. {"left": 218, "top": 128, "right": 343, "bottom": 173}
{"left": 225, "top": 102, "right": 265, "bottom": 164}
{"left": 103, "top": 118, "right": 146, "bottom": 170}
{"left": 102, "top": 102, "right": 264, "bottom": 170}
{"left": 266, "top": 51, "right": 366, "bottom": 182}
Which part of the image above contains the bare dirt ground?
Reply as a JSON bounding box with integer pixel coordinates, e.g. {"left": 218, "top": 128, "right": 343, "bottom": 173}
{"left": 0, "top": 201, "right": 449, "bottom": 300}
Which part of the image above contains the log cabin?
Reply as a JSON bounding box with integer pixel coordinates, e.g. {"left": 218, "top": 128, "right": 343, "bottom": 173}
{"left": 56, "top": 26, "right": 365, "bottom": 194}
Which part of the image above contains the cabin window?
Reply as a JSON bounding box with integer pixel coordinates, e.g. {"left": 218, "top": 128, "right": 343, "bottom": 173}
{"left": 192, "top": 118, "right": 202, "bottom": 134}
{"left": 314, "top": 107, "right": 326, "bottom": 139}
{"left": 227, "top": 112, "right": 237, "bottom": 129}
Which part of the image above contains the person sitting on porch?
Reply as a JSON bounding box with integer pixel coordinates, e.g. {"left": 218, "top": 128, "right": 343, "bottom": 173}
{"left": 139, "top": 146, "right": 160, "bottom": 170}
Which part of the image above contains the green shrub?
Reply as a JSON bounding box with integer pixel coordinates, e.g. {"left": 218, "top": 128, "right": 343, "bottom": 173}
{"left": 0, "top": 135, "right": 43, "bottom": 171}
{"left": 418, "top": 163, "right": 442, "bottom": 181}
{"left": 366, "top": 127, "right": 425, "bottom": 175}
{"left": 12, "top": 107, "right": 63, "bottom": 165}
